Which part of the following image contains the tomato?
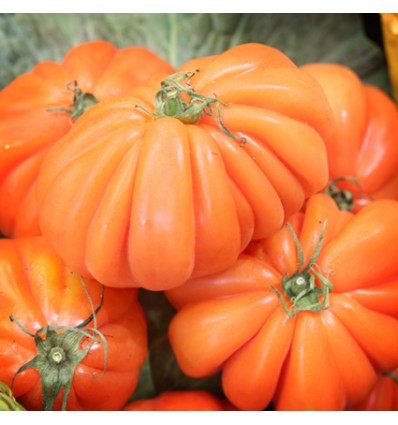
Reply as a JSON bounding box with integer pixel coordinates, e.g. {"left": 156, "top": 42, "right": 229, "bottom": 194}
{"left": 36, "top": 42, "right": 333, "bottom": 291}
{"left": 0, "top": 40, "right": 174, "bottom": 238}
{"left": 351, "top": 370, "right": 398, "bottom": 411}
{"left": 301, "top": 63, "right": 398, "bottom": 212}
{"left": 0, "top": 237, "right": 147, "bottom": 410}
{"left": 123, "top": 390, "right": 235, "bottom": 411}
{"left": 166, "top": 193, "right": 398, "bottom": 411}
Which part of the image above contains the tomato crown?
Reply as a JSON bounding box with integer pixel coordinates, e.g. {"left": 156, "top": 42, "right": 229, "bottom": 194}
{"left": 385, "top": 370, "right": 398, "bottom": 384}
{"left": 9, "top": 281, "right": 108, "bottom": 411}
{"left": 136, "top": 70, "right": 246, "bottom": 146}
{"left": 47, "top": 80, "right": 99, "bottom": 121}
{"left": 271, "top": 220, "right": 333, "bottom": 317}
{"left": 324, "top": 176, "right": 373, "bottom": 212}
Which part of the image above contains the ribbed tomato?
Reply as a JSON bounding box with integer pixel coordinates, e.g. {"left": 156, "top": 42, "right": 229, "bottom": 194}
{"left": 301, "top": 63, "right": 398, "bottom": 212}
{"left": 36, "top": 42, "right": 333, "bottom": 291}
{"left": 166, "top": 193, "right": 398, "bottom": 410}
{"left": 123, "top": 390, "right": 235, "bottom": 411}
{"left": 0, "top": 40, "right": 174, "bottom": 237}
{"left": 0, "top": 237, "right": 147, "bottom": 411}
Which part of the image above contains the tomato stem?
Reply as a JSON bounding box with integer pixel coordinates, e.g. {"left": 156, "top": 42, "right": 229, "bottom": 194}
{"left": 47, "top": 80, "right": 98, "bottom": 120}
{"left": 49, "top": 347, "right": 66, "bottom": 365}
{"left": 9, "top": 279, "right": 108, "bottom": 411}
{"left": 271, "top": 220, "right": 333, "bottom": 318}
{"left": 384, "top": 370, "right": 398, "bottom": 384}
{"left": 324, "top": 176, "right": 372, "bottom": 211}
{"left": 136, "top": 70, "right": 246, "bottom": 146}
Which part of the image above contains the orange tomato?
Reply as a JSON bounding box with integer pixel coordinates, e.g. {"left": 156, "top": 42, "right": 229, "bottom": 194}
{"left": 166, "top": 193, "right": 398, "bottom": 410}
{"left": 0, "top": 40, "right": 174, "bottom": 237}
{"left": 123, "top": 390, "right": 235, "bottom": 411}
{"left": 36, "top": 43, "right": 333, "bottom": 291}
{"left": 0, "top": 237, "right": 147, "bottom": 410}
{"left": 301, "top": 63, "right": 398, "bottom": 212}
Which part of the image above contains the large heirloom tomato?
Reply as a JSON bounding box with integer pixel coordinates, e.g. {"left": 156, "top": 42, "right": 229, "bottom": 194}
{"left": 36, "top": 42, "right": 333, "bottom": 291}
{"left": 166, "top": 193, "right": 398, "bottom": 411}
{"left": 0, "top": 40, "right": 174, "bottom": 237}
{"left": 301, "top": 63, "right": 398, "bottom": 212}
{"left": 123, "top": 390, "right": 235, "bottom": 411}
{"left": 0, "top": 237, "right": 147, "bottom": 411}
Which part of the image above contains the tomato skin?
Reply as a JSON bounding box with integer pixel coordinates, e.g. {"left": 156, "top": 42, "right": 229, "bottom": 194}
{"left": 166, "top": 193, "right": 398, "bottom": 410}
{"left": 0, "top": 237, "right": 147, "bottom": 411}
{"left": 36, "top": 43, "right": 333, "bottom": 291}
{"left": 275, "top": 312, "right": 346, "bottom": 411}
{"left": 301, "top": 63, "right": 398, "bottom": 211}
{"left": 351, "top": 371, "right": 398, "bottom": 411}
{"left": 0, "top": 40, "right": 174, "bottom": 238}
{"left": 123, "top": 391, "right": 236, "bottom": 411}
{"left": 222, "top": 307, "right": 294, "bottom": 411}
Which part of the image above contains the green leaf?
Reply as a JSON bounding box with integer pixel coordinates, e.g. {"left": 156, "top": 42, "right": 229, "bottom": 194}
{"left": 0, "top": 13, "right": 390, "bottom": 93}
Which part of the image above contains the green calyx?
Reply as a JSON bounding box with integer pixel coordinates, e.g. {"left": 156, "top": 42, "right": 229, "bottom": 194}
{"left": 136, "top": 70, "right": 246, "bottom": 146}
{"left": 10, "top": 283, "right": 107, "bottom": 411}
{"left": 384, "top": 370, "right": 398, "bottom": 384}
{"left": 48, "top": 80, "right": 98, "bottom": 120}
{"left": 324, "top": 176, "right": 372, "bottom": 211}
{"left": 271, "top": 220, "right": 333, "bottom": 318}
{"left": 0, "top": 382, "right": 26, "bottom": 411}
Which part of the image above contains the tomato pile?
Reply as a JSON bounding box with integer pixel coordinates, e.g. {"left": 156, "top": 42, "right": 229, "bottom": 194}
{"left": 1, "top": 39, "right": 398, "bottom": 411}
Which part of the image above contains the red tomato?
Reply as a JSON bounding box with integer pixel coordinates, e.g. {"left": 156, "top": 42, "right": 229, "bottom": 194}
{"left": 0, "top": 237, "right": 147, "bottom": 410}
{"left": 36, "top": 42, "right": 333, "bottom": 291}
{"left": 166, "top": 193, "right": 398, "bottom": 411}
{"left": 301, "top": 63, "right": 398, "bottom": 212}
{"left": 123, "top": 390, "right": 235, "bottom": 411}
{"left": 0, "top": 40, "right": 174, "bottom": 237}
{"left": 351, "top": 370, "right": 398, "bottom": 411}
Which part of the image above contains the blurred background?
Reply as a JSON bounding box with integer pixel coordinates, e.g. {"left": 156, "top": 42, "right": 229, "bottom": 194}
{"left": 0, "top": 13, "right": 391, "bottom": 93}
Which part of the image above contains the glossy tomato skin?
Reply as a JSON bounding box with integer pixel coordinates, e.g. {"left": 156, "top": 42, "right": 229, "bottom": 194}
{"left": 36, "top": 42, "right": 334, "bottom": 291}
{"left": 350, "top": 371, "right": 398, "bottom": 411}
{"left": 0, "top": 237, "right": 147, "bottom": 411}
{"left": 123, "top": 390, "right": 236, "bottom": 411}
{"left": 166, "top": 193, "right": 398, "bottom": 411}
{"left": 0, "top": 40, "right": 174, "bottom": 238}
{"left": 301, "top": 63, "right": 398, "bottom": 211}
